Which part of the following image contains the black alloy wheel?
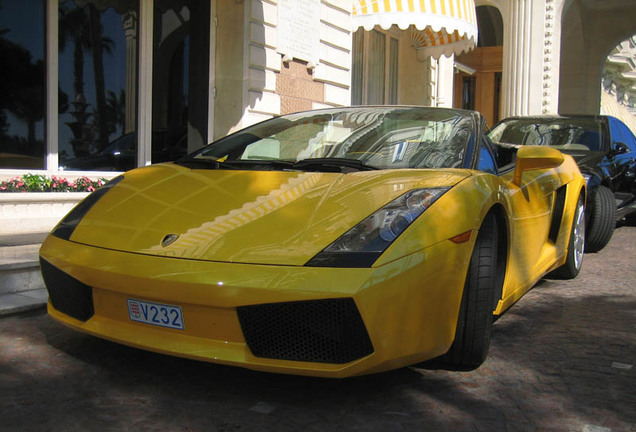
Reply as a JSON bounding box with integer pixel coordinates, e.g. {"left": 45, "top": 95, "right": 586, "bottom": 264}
{"left": 550, "top": 194, "right": 586, "bottom": 279}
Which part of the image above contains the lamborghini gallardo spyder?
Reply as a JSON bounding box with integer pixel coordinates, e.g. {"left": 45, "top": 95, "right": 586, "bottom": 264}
{"left": 40, "top": 107, "right": 586, "bottom": 377}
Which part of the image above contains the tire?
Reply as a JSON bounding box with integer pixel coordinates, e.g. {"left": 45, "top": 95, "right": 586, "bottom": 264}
{"left": 441, "top": 213, "right": 499, "bottom": 370}
{"left": 550, "top": 195, "right": 586, "bottom": 279}
{"left": 585, "top": 185, "right": 616, "bottom": 252}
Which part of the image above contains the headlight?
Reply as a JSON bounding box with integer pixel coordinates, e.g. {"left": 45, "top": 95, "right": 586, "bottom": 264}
{"left": 306, "top": 188, "right": 449, "bottom": 268}
{"left": 52, "top": 175, "right": 124, "bottom": 241}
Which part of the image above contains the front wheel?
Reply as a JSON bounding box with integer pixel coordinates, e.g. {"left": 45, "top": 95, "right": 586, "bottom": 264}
{"left": 550, "top": 195, "right": 585, "bottom": 279}
{"left": 440, "top": 213, "right": 499, "bottom": 370}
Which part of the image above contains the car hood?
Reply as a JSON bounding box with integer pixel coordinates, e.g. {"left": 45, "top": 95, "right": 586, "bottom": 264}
{"left": 561, "top": 151, "right": 605, "bottom": 175}
{"left": 69, "top": 163, "right": 471, "bottom": 265}
{"left": 61, "top": 154, "right": 133, "bottom": 171}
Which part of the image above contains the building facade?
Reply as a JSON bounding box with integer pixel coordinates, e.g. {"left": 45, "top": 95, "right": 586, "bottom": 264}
{"left": 600, "top": 36, "right": 636, "bottom": 132}
{"left": 1, "top": 0, "right": 635, "bottom": 180}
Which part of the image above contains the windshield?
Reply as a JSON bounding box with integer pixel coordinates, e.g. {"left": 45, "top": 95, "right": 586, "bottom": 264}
{"left": 186, "top": 107, "right": 473, "bottom": 171}
{"left": 488, "top": 118, "right": 603, "bottom": 152}
{"left": 101, "top": 133, "right": 136, "bottom": 155}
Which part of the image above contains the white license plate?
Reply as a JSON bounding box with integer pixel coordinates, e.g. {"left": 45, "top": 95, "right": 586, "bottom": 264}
{"left": 127, "top": 299, "right": 185, "bottom": 330}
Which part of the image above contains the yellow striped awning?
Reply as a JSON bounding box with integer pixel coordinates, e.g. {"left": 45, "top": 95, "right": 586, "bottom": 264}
{"left": 353, "top": 0, "right": 478, "bottom": 59}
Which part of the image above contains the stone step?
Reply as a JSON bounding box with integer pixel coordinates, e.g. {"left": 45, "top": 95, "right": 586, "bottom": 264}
{"left": 0, "top": 289, "right": 48, "bottom": 316}
{"left": 0, "top": 232, "right": 49, "bottom": 315}
{"left": 0, "top": 244, "right": 44, "bottom": 295}
{"left": 0, "top": 231, "right": 49, "bottom": 247}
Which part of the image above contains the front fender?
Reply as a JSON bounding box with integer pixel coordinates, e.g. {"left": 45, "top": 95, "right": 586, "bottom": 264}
{"left": 375, "top": 173, "right": 504, "bottom": 267}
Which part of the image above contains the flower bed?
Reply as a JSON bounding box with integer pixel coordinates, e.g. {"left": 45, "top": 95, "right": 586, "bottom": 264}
{"left": 0, "top": 174, "right": 107, "bottom": 193}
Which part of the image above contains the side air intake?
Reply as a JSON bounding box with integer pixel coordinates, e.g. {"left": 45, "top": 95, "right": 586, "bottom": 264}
{"left": 40, "top": 259, "right": 94, "bottom": 322}
{"left": 549, "top": 186, "right": 567, "bottom": 243}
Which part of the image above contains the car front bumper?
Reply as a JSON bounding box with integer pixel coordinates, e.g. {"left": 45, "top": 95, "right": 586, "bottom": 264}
{"left": 40, "top": 233, "right": 475, "bottom": 377}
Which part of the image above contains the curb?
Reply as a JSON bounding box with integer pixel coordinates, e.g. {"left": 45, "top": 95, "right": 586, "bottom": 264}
{"left": 0, "top": 289, "right": 48, "bottom": 317}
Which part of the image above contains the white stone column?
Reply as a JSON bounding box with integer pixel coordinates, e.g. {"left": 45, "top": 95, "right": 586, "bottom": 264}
{"left": 436, "top": 54, "right": 455, "bottom": 108}
{"left": 500, "top": 0, "right": 546, "bottom": 117}
{"left": 46, "top": 0, "right": 58, "bottom": 171}
{"left": 541, "top": 0, "right": 562, "bottom": 114}
{"left": 137, "top": 0, "right": 153, "bottom": 168}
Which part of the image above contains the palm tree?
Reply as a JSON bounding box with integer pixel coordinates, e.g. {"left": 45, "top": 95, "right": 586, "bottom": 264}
{"left": 106, "top": 89, "right": 126, "bottom": 134}
{"left": 86, "top": 3, "right": 113, "bottom": 152}
{"left": 59, "top": 3, "right": 89, "bottom": 101}
{"left": 0, "top": 35, "right": 44, "bottom": 147}
{"left": 59, "top": 2, "right": 92, "bottom": 156}
{"left": 59, "top": 1, "right": 115, "bottom": 154}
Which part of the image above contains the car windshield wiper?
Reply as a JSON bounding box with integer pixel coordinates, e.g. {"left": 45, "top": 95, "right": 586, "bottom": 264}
{"left": 175, "top": 158, "right": 238, "bottom": 170}
{"left": 177, "top": 157, "right": 378, "bottom": 172}
{"left": 219, "top": 159, "right": 297, "bottom": 170}
{"left": 292, "top": 158, "right": 379, "bottom": 172}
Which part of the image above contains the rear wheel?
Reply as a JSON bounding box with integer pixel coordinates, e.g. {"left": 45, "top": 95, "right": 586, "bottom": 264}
{"left": 441, "top": 213, "right": 499, "bottom": 370}
{"left": 585, "top": 185, "right": 615, "bottom": 252}
{"left": 550, "top": 195, "right": 585, "bottom": 279}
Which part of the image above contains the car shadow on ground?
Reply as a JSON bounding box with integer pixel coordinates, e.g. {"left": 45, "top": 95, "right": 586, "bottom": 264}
{"left": 1, "top": 282, "right": 629, "bottom": 431}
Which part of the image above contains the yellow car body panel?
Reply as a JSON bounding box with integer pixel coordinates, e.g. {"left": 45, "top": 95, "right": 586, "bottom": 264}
{"left": 39, "top": 110, "right": 586, "bottom": 378}
{"left": 69, "top": 163, "right": 471, "bottom": 266}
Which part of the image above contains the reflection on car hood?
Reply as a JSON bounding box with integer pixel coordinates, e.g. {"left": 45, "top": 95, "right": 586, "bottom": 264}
{"left": 565, "top": 151, "right": 605, "bottom": 175}
{"left": 69, "top": 163, "right": 471, "bottom": 265}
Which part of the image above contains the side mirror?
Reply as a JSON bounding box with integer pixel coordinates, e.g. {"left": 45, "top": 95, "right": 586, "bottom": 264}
{"left": 513, "top": 146, "right": 564, "bottom": 185}
{"left": 612, "top": 142, "right": 629, "bottom": 156}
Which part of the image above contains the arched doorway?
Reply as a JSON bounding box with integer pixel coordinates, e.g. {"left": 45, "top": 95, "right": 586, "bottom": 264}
{"left": 559, "top": 0, "right": 636, "bottom": 115}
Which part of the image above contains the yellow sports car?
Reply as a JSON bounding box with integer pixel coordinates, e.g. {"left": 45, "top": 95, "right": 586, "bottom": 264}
{"left": 40, "top": 107, "right": 586, "bottom": 377}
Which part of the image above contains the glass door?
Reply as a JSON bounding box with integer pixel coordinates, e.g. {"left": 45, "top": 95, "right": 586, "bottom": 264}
{"left": 152, "top": 0, "right": 210, "bottom": 164}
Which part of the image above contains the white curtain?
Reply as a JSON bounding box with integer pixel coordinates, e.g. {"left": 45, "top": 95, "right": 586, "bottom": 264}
{"left": 366, "top": 30, "right": 386, "bottom": 105}
{"left": 352, "top": 30, "right": 364, "bottom": 105}
{"left": 388, "top": 37, "right": 399, "bottom": 104}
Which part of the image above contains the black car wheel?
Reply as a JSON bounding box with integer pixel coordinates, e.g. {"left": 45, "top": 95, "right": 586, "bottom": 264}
{"left": 441, "top": 213, "right": 499, "bottom": 370}
{"left": 550, "top": 194, "right": 585, "bottom": 279}
{"left": 586, "top": 185, "right": 616, "bottom": 252}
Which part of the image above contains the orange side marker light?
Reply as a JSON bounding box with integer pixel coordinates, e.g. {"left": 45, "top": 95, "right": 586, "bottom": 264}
{"left": 449, "top": 230, "right": 473, "bottom": 244}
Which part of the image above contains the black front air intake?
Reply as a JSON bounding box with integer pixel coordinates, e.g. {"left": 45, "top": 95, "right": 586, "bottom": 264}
{"left": 40, "top": 259, "right": 94, "bottom": 322}
{"left": 237, "top": 298, "right": 374, "bottom": 364}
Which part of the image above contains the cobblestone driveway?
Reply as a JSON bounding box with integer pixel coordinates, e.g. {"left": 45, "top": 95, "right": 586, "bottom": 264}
{"left": 1, "top": 227, "right": 634, "bottom": 432}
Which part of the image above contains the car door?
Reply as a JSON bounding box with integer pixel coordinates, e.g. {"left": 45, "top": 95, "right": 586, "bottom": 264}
{"left": 483, "top": 139, "right": 562, "bottom": 303}
{"left": 606, "top": 117, "right": 636, "bottom": 206}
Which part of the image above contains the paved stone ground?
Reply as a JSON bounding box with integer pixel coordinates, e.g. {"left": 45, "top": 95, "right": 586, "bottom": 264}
{"left": 1, "top": 227, "right": 634, "bottom": 432}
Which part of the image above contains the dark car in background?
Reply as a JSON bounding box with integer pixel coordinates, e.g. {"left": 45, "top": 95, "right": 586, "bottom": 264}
{"left": 488, "top": 115, "right": 636, "bottom": 252}
{"left": 60, "top": 129, "right": 187, "bottom": 172}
